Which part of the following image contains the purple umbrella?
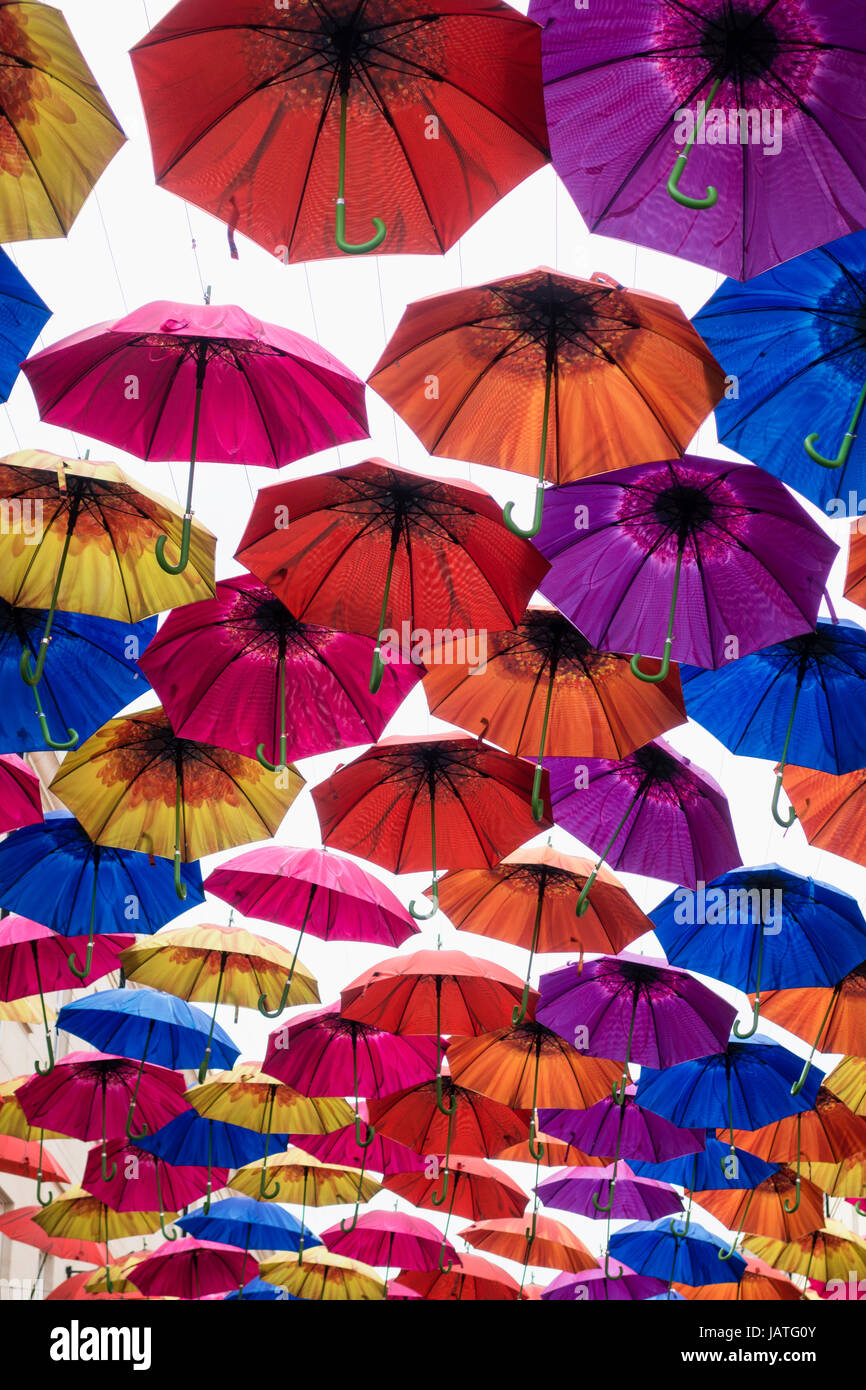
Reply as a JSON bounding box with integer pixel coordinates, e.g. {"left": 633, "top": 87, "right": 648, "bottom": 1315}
{"left": 536, "top": 457, "right": 837, "bottom": 682}
{"left": 530, "top": 0, "right": 866, "bottom": 280}
{"left": 544, "top": 739, "right": 742, "bottom": 908}
{"left": 536, "top": 1162, "right": 682, "bottom": 1223}
{"left": 542, "top": 1264, "right": 667, "bottom": 1301}
{"left": 139, "top": 575, "right": 420, "bottom": 772}
{"left": 540, "top": 1088, "right": 706, "bottom": 1164}
{"left": 537, "top": 953, "right": 734, "bottom": 1229}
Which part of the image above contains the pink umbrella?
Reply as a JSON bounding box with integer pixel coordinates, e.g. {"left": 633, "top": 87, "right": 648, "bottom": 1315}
{"left": 290, "top": 1103, "right": 427, "bottom": 1178}
{"left": 0, "top": 915, "right": 133, "bottom": 1075}
{"left": 127, "top": 1235, "right": 257, "bottom": 1300}
{"left": 22, "top": 300, "right": 369, "bottom": 575}
{"left": 82, "top": 1139, "right": 228, "bottom": 1242}
{"left": 139, "top": 574, "right": 419, "bottom": 773}
{"left": 322, "top": 1210, "right": 458, "bottom": 1274}
{"left": 0, "top": 755, "right": 43, "bottom": 833}
{"left": 387, "top": 1278, "right": 424, "bottom": 1300}
{"left": 204, "top": 846, "right": 418, "bottom": 1008}
{"left": 18, "top": 1051, "right": 191, "bottom": 1186}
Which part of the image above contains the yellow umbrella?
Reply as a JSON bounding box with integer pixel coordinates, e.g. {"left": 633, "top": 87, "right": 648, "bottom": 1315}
{"left": 0, "top": 4, "right": 125, "bottom": 240}
{"left": 230, "top": 1147, "right": 380, "bottom": 1260}
{"left": 800, "top": 1156, "right": 866, "bottom": 1200}
{"left": 188, "top": 1064, "right": 352, "bottom": 1201}
{"left": 825, "top": 1056, "right": 866, "bottom": 1117}
{"left": 120, "top": 920, "right": 319, "bottom": 1082}
{"left": 745, "top": 1219, "right": 866, "bottom": 1296}
{"left": 0, "top": 1074, "right": 65, "bottom": 1207}
{"left": 259, "top": 1246, "right": 385, "bottom": 1301}
{"left": 51, "top": 706, "right": 302, "bottom": 899}
{"left": 0, "top": 995, "right": 56, "bottom": 1024}
{"left": 85, "top": 1250, "right": 152, "bottom": 1295}
{"left": 34, "top": 1185, "right": 173, "bottom": 1293}
{"left": 0, "top": 451, "right": 215, "bottom": 748}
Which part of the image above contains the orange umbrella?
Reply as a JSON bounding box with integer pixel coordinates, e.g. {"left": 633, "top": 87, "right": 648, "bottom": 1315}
{"left": 0, "top": 1075, "right": 66, "bottom": 1208}
{"left": 421, "top": 605, "right": 686, "bottom": 820}
{"left": 844, "top": 520, "right": 866, "bottom": 608}
{"left": 825, "top": 1056, "right": 866, "bottom": 1117}
{"left": 781, "top": 764, "right": 866, "bottom": 867}
{"left": 396, "top": 1251, "right": 522, "bottom": 1301}
{"left": 368, "top": 267, "right": 725, "bottom": 537}
{"left": 676, "top": 1255, "right": 801, "bottom": 1302}
{"left": 383, "top": 1154, "right": 527, "bottom": 1272}
{"left": 426, "top": 847, "right": 651, "bottom": 1023}
{"left": 495, "top": 1135, "right": 607, "bottom": 1168}
{"left": 0, "top": 1134, "right": 68, "bottom": 1186}
{"left": 462, "top": 1214, "right": 597, "bottom": 1274}
{"left": 695, "top": 1167, "right": 824, "bottom": 1261}
{"left": 756, "top": 966, "right": 866, "bottom": 1098}
{"left": 0, "top": 1205, "right": 105, "bottom": 1266}
{"left": 446, "top": 1021, "right": 623, "bottom": 1159}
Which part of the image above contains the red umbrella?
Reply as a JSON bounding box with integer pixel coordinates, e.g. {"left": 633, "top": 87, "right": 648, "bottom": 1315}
{"left": 0, "top": 1134, "right": 68, "bottom": 1186}
{"left": 384, "top": 1153, "right": 528, "bottom": 1271}
{"left": 128, "top": 1236, "right": 257, "bottom": 1301}
{"left": 396, "top": 1251, "right": 522, "bottom": 1301}
{"left": 314, "top": 733, "right": 552, "bottom": 919}
{"left": 236, "top": 459, "right": 549, "bottom": 691}
{"left": 0, "top": 1206, "right": 105, "bottom": 1266}
{"left": 130, "top": 0, "right": 548, "bottom": 262}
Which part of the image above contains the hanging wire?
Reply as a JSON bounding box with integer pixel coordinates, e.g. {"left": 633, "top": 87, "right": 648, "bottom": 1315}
{"left": 375, "top": 257, "right": 401, "bottom": 465}
{"left": 93, "top": 190, "right": 129, "bottom": 313}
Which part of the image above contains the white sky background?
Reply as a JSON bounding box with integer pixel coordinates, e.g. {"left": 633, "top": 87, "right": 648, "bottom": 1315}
{"left": 3, "top": 0, "right": 865, "bottom": 1281}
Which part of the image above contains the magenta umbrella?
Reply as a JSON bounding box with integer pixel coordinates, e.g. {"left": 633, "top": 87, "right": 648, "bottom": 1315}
{"left": 0, "top": 915, "right": 133, "bottom": 1076}
{"left": 322, "top": 1210, "right": 457, "bottom": 1274}
{"left": 539, "top": 1087, "right": 705, "bottom": 1164}
{"left": 204, "top": 846, "right": 418, "bottom": 1009}
{"left": 0, "top": 755, "right": 43, "bottom": 833}
{"left": 18, "top": 1052, "right": 191, "bottom": 1187}
{"left": 21, "top": 300, "right": 369, "bottom": 576}
{"left": 128, "top": 1235, "right": 257, "bottom": 1301}
{"left": 536, "top": 457, "right": 838, "bottom": 681}
{"left": 536, "top": 1162, "right": 682, "bottom": 1223}
{"left": 544, "top": 738, "right": 742, "bottom": 909}
{"left": 82, "top": 1139, "right": 228, "bottom": 1244}
{"left": 290, "top": 1103, "right": 427, "bottom": 1178}
{"left": 139, "top": 575, "right": 420, "bottom": 773}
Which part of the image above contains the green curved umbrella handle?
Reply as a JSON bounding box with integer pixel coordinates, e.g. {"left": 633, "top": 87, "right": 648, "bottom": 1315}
{"left": 257, "top": 647, "right": 288, "bottom": 772}
{"left": 334, "top": 89, "right": 386, "bottom": 255}
{"left": 68, "top": 859, "right": 99, "bottom": 984}
{"left": 20, "top": 639, "right": 49, "bottom": 688}
{"left": 68, "top": 935, "right": 94, "bottom": 984}
{"left": 524, "top": 1204, "right": 538, "bottom": 1244}
{"left": 734, "top": 913, "right": 766, "bottom": 1040}
{"left": 528, "top": 1119, "right": 545, "bottom": 1163}
{"left": 155, "top": 515, "right": 192, "bottom": 576}
{"left": 32, "top": 682, "right": 78, "bottom": 751}
{"left": 435, "top": 1071, "right": 457, "bottom": 1119}
{"left": 257, "top": 980, "right": 291, "bottom": 1019}
{"left": 604, "top": 1247, "right": 625, "bottom": 1281}
{"left": 173, "top": 768, "right": 188, "bottom": 902}
{"left": 126, "top": 1028, "right": 152, "bottom": 1141}
{"left": 260, "top": 1166, "right": 281, "bottom": 1200}
{"left": 783, "top": 1171, "right": 801, "bottom": 1215}
{"left": 666, "top": 75, "right": 722, "bottom": 209}
{"left": 155, "top": 1162, "right": 178, "bottom": 1242}
{"left": 156, "top": 354, "right": 205, "bottom": 574}
{"left": 669, "top": 1212, "right": 691, "bottom": 1239}
{"left": 630, "top": 545, "right": 684, "bottom": 684}
{"left": 19, "top": 513, "right": 77, "bottom": 690}
{"left": 197, "top": 959, "right": 226, "bottom": 1080}
{"left": 438, "top": 1240, "right": 453, "bottom": 1274}
{"left": 31, "top": 950, "right": 55, "bottom": 1075}
{"left": 340, "top": 1142, "right": 369, "bottom": 1234}
{"left": 771, "top": 771, "right": 797, "bottom": 829}
{"left": 591, "top": 1173, "right": 616, "bottom": 1215}
{"left": 35, "top": 1130, "right": 52, "bottom": 1207}
{"left": 101, "top": 1145, "right": 117, "bottom": 1184}
{"left": 173, "top": 851, "right": 188, "bottom": 902}
{"left": 369, "top": 527, "right": 399, "bottom": 694}
{"left": 410, "top": 877, "right": 438, "bottom": 920}
{"left": 256, "top": 739, "right": 287, "bottom": 774}
{"left": 804, "top": 380, "right": 866, "bottom": 469}
{"left": 512, "top": 977, "right": 532, "bottom": 1028}
{"left": 431, "top": 1165, "right": 450, "bottom": 1207}
{"left": 355, "top": 1113, "right": 376, "bottom": 1150}
{"left": 530, "top": 665, "right": 555, "bottom": 823}
{"left": 719, "top": 1188, "right": 754, "bottom": 1260}
{"left": 410, "top": 789, "right": 439, "bottom": 921}
{"left": 503, "top": 487, "right": 545, "bottom": 540}
{"left": 513, "top": 874, "right": 546, "bottom": 1025}
{"left": 575, "top": 796, "right": 635, "bottom": 918}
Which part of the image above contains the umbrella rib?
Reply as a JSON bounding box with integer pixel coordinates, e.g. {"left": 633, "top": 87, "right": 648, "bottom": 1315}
{"left": 357, "top": 64, "right": 447, "bottom": 254}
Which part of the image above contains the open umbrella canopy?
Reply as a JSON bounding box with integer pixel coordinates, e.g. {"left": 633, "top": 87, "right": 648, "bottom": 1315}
{"left": 462, "top": 1214, "right": 597, "bottom": 1273}
{"left": 56, "top": 987, "right": 240, "bottom": 1075}
{"left": 0, "top": 1133, "right": 68, "bottom": 1185}
{"left": 536, "top": 1162, "right": 682, "bottom": 1224}
{"left": 609, "top": 1218, "right": 746, "bottom": 1287}
{"left": 0, "top": 248, "right": 50, "bottom": 399}
{"left": 128, "top": 1236, "right": 258, "bottom": 1300}
{"left": 0, "top": 1206, "right": 106, "bottom": 1266}
{"left": 321, "top": 1210, "right": 457, "bottom": 1273}
{"left": 130, "top": 0, "right": 549, "bottom": 263}
{"left": 259, "top": 1247, "right": 386, "bottom": 1302}
{"left": 178, "top": 1195, "right": 321, "bottom": 1257}
{"left": 396, "top": 1252, "right": 522, "bottom": 1302}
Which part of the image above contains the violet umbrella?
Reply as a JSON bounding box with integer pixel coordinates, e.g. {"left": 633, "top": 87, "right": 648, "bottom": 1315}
{"left": 81, "top": 1139, "right": 228, "bottom": 1244}
{"left": 0, "top": 755, "right": 43, "bottom": 833}
{"left": 542, "top": 1264, "right": 667, "bottom": 1301}
{"left": 17, "top": 1052, "right": 191, "bottom": 1188}
{"left": 128, "top": 1236, "right": 258, "bottom": 1301}
{"left": 22, "top": 301, "right": 369, "bottom": 575}
{"left": 536, "top": 456, "right": 838, "bottom": 683}
{"left": 539, "top": 1087, "right": 706, "bottom": 1165}
{"left": 204, "top": 845, "right": 418, "bottom": 1012}
{"left": 322, "top": 1210, "right": 458, "bottom": 1279}
{"left": 0, "top": 915, "right": 133, "bottom": 1077}
{"left": 536, "top": 1162, "right": 682, "bottom": 1223}
{"left": 529, "top": 0, "right": 866, "bottom": 280}
{"left": 544, "top": 739, "right": 742, "bottom": 913}
{"left": 139, "top": 574, "right": 420, "bottom": 774}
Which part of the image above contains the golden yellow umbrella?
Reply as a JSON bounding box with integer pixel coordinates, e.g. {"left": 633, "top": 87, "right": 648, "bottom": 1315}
{"left": 801, "top": 1156, "right": 866, "bottom": 1200}
{"left": 825, "top": 1056, "right": 866, "bottom": 1117}
{"left": 85, "top": 1250, "right": 152, "bottom": 1295}
{"left": 259, "top": 1246, "right": 385, "bottom": 1301}
{"left": 188, "top": 1064, "right": 352, "bottom": 1201}
{"left": 0, "top": 995, "right": 56, "bottom": 1024}
{"left": 0, "top": 1074, "right": 65, "bottom": 1207}
{"left": 230, "top": 1147, "right": 380, "bottom": 1259}
{"left": 34, "top": 1185, "right": 173, "bottom": 1293}
{"left": 0, "top": 4, "right": 125, "bottom": 240}
{"left": 51, "top": 706, "right": 302, "bottom": 899}
{"left": 0, "top": 452, "right": 214, "bottom": 749}
{"left": 120, "top": 921, "right": 319, "bottom": 1082}
{"left": 745, "top": 1219, "right": 866, "bottom": 1296}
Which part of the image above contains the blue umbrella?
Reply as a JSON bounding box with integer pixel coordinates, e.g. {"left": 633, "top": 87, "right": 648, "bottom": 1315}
{"left": 223, "top": 1278, "right": 297, "bottom": 1301}
{"left": 177, "top": 1196, "right": 321, "bottom": 1298}
{"left": 680, "top": 621, "right": 866, "bottom": 826}
{"left": 609, "top": 1217, "right": 746, "bottom": 1293}
{"left": 647, "top": 1289, "right": 686, "bottom": 1301}
{"left": 57, "top": 987, "right": 239, "bottom": 1139}
{"left": 136, "top": 1110, "right": 291, "bottom": 1215}
{"left": 693, "top": 230, "right": 866, "bottom": 509}
{"left": 0, "top": 248, "right": 50, "bottom": 401}
{"left": 630, "top": 1138, "right": 778, "bottom": 1192}
{"left": 0, "top": 811, "right": 203, "bottom": 979}
{"left": 0, "top": 598, "right": 155, "bottom": 752}
{"left": 636, "top": 1039, "right": 823, "bottom": 1184}
{"left": 651, "top": 864, "right": 866, "bottom": 1037}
